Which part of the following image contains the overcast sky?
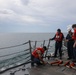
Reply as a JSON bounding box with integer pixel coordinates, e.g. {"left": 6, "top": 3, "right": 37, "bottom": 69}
{"left": 0, "top": 0, "right": 76, "bottom": 33}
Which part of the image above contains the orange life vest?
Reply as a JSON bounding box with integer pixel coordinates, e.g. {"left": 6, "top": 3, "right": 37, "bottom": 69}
{"left": 32, "top": 47, "right": 44, "bottom": 58}
{"left": 55, "top": 32, "right": 63, "bottom": 42}
{"left": 72, "top": 29, "right": 76, "bottom": 40}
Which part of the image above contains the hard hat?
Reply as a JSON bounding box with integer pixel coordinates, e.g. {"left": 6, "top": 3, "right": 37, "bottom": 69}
{"left": 67, "top": 25, "right": 72, "bottom": 32}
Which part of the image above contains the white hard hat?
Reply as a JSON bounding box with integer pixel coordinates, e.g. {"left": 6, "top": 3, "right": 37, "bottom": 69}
{"left": 67, "top": 25, "right": 72, "bottom": 32}
{"left": 67, "top": 25, "right": 72, "bottom": 28}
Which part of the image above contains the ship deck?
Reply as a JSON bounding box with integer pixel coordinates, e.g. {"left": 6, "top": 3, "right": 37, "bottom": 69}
{"left": 1, "top": 50, "right": 76, "bottom": 75}
{"left": 0, "top": 40, "right": 76, "bottom": 75}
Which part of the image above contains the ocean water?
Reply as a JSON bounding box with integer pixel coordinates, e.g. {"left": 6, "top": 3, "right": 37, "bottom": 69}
{"left": 0, "top": 33, "right": 67, "bottom": 69}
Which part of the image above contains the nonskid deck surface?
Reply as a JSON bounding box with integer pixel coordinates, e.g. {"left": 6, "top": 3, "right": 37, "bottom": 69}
{"left": 29, "top": 63, "right": 76, "bottom": 75}
{"left": 29, "top": 64, "right": 65, "bottom": 75}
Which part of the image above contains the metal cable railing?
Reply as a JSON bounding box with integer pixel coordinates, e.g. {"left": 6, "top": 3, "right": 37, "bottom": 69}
{"left": 0, "top": 40, "right": 54, "bottom": 60}
{"left": 0, "top": 39, "right": 54, "bottom": 74}
{"left": 0, "top": 51, "right": 30, "bottom": 58}
{"left": 0, "top": 42, "right": 29, "bottom": 50}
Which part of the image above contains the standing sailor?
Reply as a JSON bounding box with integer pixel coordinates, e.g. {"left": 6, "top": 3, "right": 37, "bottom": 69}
{"left": 66, "top": 26, "right": 74, "bottom": 60}
{"left": 50, "top": 29, "right": 64, "bottom": 59}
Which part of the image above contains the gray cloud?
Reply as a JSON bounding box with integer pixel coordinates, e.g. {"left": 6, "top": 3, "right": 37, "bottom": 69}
{"left": 0, "top": 0, "right": 76, "bottom": 32}
{"left": 20, "top": 0, "right": 29, "bottom": 5}
{"left": 0, "top": 10, "right": 10, "bottom": 14}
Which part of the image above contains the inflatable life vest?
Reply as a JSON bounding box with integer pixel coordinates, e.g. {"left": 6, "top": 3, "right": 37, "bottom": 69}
{"left": 55, "top": 32, "right": 63, "bottom": 42}
{"left": 72, "top": 29, "right": 76, "bottom": 40}
{"left": 32, "top": 47, "right": 44, "bottom": 58}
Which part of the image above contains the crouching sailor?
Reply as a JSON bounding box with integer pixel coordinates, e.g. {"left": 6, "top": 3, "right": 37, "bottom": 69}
{"left": 31, "top": 46, "right": 47, "bottom": 67}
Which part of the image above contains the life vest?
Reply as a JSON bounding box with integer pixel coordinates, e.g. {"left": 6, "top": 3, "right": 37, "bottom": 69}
{"left": 72, "top": 29, "right": 76, "bottom": 40}
{"left": 32, "top": 47, "right": 44, "bottom": 58}
{"left": 55, "top": 32, "right": 63, "bottom": 42}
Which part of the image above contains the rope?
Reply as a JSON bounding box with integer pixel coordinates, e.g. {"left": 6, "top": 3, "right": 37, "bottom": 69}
{"left": 0, "top": 40, "right": 50, "bottom": 50}
{"left": 0, "top": 41, "right": 29, "bottom": 50}
{"left": 0, "top": 50, "right": 30, "bottom": 58}
{"left": 31, "top": 40, "right": 49, "bottom": 42}
{"left": 4, "top": 55, "right": 31, "bottom": 67}
{"left": 0, "top": 40, "right": 52, "bottom": 50}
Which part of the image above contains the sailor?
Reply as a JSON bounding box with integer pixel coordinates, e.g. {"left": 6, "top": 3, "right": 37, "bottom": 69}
{"left": 31, "top": 46, "right": 47, "bottom": 67}
{"left": 66, "top": 26, "right": 74, "bottom": 60}
{"left": 49, "top": 29, "right": 64, "bottom": 59}
{"left": 72, "top": 24, "right": 76, "bottom": 62}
